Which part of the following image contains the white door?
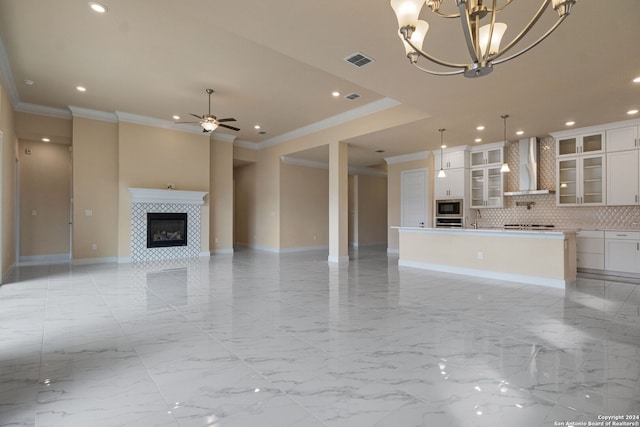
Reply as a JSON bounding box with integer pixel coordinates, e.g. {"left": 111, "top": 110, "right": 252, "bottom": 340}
{"left": 401, "top": 169, "right": 427, "bottom": 227}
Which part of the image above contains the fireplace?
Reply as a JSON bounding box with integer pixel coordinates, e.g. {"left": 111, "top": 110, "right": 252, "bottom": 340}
{"left": 147, "top": 212, "right": 187, "bottom": 248}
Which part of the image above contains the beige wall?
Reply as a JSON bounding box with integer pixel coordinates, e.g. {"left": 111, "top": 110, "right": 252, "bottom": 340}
{"left": 117, "top": 122, "right": 210, "bottom": 258}
{"left": 234, "top": 162, "right": 256, "bottom": 247}
{"left": 0, "top": 80, "right": 17, "bottom": 279}
{"left": 72, "top": 117, "right": 119, "bottom": 260}
{"left": 355, "top": 174, "right": 387, "bottom": 246}
{"left": 280, "top": 162, "right": 329, "bottom": 249}
{"left": 253, "top": 104, "right": 428, "bottom": 250}
{"left": 19, "top": 141, "right": 71, "bottom": 257}
{"left": 386, "top": 156, "right": 432, "bottom": 251}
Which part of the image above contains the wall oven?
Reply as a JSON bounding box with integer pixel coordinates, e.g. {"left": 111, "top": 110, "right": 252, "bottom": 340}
{"left": 435, "top": 199, "right": 463, "bottom": 217}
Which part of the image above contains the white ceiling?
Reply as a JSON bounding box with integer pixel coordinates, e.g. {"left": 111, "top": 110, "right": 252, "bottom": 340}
{"left": 0, "top": 0, "right": 638, "bottom": 167}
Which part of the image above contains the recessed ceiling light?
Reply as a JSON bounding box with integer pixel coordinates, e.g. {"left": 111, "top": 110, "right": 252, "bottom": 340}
{"left": 474, "top": 138, "right": 482, "bottom": 143}
{"left": 628, "top": 109, "right": 639, "bottom": 115}
{"left": 633, "top": 76, "right": 640, "bottom": 83}
{"left": 24, "top": 79, "right": 34, "bottom": 86}
{"left": 89, "top": 2, "right": 107, "bottom": 13}
{"left": 516, "top": 130, "right": 524, "bottom": 135}
{"left": 254, "top": 125, "right": 261, "bottom": 129}
{"left": 565, "top": 121, "right": 575, "bottom": 126}
{"left": 172, "top": 115, "right": 180, "bottom": 120}
{"left": 476, "top": 125, "right": 485, "bottom": 131}
{"left": 332, "top": 91, "right": 340, "bottom": 97}
{"left": 76, "top": 86, "right": 87, "bottom": 92}
{"left": 42, "top": 137, "right": 50, "bottom": 142}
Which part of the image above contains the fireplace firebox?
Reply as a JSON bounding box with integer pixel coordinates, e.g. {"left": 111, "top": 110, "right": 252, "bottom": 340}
{"left": 147, "top": 213, "right": 187, "bottom": 248}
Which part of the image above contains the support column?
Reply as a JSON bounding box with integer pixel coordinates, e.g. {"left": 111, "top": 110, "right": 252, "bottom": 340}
{"left": 328, "top": 141, "right": 349, "bottom": 263}
{"left": 210, "top": 137, "right": 234, "bottom": 255}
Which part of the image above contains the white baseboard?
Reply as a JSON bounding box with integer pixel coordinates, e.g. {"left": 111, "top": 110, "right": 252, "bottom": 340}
{"left": 328, "top": 255, "right": 350, "bottom": 264}
{"left": 387, "top": 248, "right": 399, "bottom": 255}
{"left": 250, "top": 244, "right": 329, "bottom": 253}
{"left": 73, "top": 257, "right": 119, "bottom": 266}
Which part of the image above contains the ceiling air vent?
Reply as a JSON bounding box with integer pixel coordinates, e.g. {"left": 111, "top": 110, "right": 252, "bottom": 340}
{"left": 345, "top": 93, "right": 360, "bottom": 100}
{"left": 344, "top": 52, "right": 374, "bottom": 68}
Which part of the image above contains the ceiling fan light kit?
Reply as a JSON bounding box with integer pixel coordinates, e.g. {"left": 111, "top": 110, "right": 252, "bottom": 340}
{"left": 390, "top": 0, "right": 576, "bottom": 78}
{"left": 175, "top": 88, "right": 240, "bottom": 133}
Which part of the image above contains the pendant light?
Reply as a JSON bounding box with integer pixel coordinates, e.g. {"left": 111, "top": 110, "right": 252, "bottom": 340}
{"left": 500, "top": 115, "right": 510, "bottom": 173}
{"left": 437, "top": 128, "right": 446, "bottom": 178}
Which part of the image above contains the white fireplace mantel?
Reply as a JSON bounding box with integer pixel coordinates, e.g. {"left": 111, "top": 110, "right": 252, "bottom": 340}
{"left": 128, "top": 188, "right": 207, "bottom": 205}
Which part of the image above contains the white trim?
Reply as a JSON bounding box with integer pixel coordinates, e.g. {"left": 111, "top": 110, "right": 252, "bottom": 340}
{"left": 280, "top": 155, "right": 387, "bottom": 177}
{"left": 549, "top": 118, "right": 640, "bottom": 139}
{"left": 385, "top": 151, "right": 429, "bottom": 165}
{"left": 399, "top": 259, "right": 567, "bottom": 289}
{"left": 387, "top": 248, "right": 399, "bottom": 255}
{"left": 260, "top": 98, "right": 401, "bottom": 148}
{"left": 0, "top": 37, "right": 19, "bottom": 107}
{"left": 328, "top": 255, "right": 350, "bottom": 263}
{"left": 211, "top": 133, "right": 237, "bottom": 143}
{"left": 15, "top": 102, "right": 72, "bottom": 120}
{"left": 18, "top": 254, "right": 70, "bottom": 266}
{"left": 118, "top": 257, "right": 133, "bottom": 264}
{"left": 116, "top": 111, "right": 206, "bottom": 135}
{"left": 234, "top": 139, "right": 260, "bottom": 150}
{"left": 69, "top": 106, "right": 117, "bottom": 122}
{"left": 251, "top": 245, "right": 280, "bottom": 253}
{"left": 72, "top": 257, "right": 119, "bottom": 265}
{"left": 128, "top": 188, "right": 207, "bottom": 205}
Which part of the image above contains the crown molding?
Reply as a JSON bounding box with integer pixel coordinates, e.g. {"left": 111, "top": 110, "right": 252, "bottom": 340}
{"left": 259, "top": 97, "right": 401, "bottom": 149}
{"left": 0, "top": 37, "right": 19, "bottom": 107}
{"left": 234, "top": 139, "right": 260, "bottom": 150}
{"left": 16, "top": 102, "right": 72, "bottom": 120}
{"left": 210, "top": 132, "right": 236, "bottom": 143}
{"left": 115, "top": 111, "right": 204, "bottom": 135}
{"left": 69, "top": 106, "right": 116, "bottom": 122}
{"left": 384, "top": 151, "right": 429, "bottom": 165}
{"left": 281, "top": 155, "right": 387, "bottom": 176}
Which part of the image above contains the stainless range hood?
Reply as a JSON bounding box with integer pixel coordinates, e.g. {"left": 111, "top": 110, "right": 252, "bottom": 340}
{"left": 504, "top": 137, "right": 555, "bottom": 196}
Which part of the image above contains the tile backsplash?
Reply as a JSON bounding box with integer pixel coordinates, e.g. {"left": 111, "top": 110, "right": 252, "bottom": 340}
{"left": 476, "top": 136, "right": 640, "bottom": 230}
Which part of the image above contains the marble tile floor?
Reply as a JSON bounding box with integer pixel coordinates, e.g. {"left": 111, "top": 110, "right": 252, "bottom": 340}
{"left": 1, "top": 246, "right": 639, "bottom": 427}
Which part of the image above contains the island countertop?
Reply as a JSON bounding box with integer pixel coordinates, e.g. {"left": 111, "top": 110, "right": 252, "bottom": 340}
{"left": 393, "top": 226, "right": 576, "bottom": 288}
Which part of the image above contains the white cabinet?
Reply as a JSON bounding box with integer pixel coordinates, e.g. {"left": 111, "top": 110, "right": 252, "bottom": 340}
{"left": 434, "top": 168, "right": 467, "bottom": 199}
{"left": 606, "top": 125, "right": 640, "bottom": 152}
{"left": 470, "top": 166, "right": 504, "bottom": 208}
{"left": 556, "top": 132, "right": 604, "bottom": 157}
{"left": 607, "top": 150, "right": 640, "bottom": 205}
{"left": 576, "top": 230, "right": 604, "bottom": 270}
{"left": 604, "top": 231, "right": 640, "bottom": 274}
{"left": 470, "top": 142, "right": 504, "bottom": 167}
{"left": 434, "top": 148, "right": 469, "bottom": 170}
{"left": 557, "top": 154, "right": 605, "bottom": 206}
{"left": 469, "top": 142, "right": 505, "bottom": 208}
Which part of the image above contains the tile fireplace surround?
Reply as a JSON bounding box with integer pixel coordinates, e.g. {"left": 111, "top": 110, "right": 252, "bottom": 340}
{"left": 128, "top": 188, "right": 207, "bottom": 262}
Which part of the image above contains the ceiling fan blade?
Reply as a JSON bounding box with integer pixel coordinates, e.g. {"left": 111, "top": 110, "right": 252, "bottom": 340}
{"left": 189, "top": 113, "right": 204, "bottom": 119}
{"left": 174, "top": 121, "right": 200, "bottom": 124}
{"left": 218, "top": 123, "right": 240, "bottom": 131}
{"left": 217, "top": 118, "right": 236, "bottom": 123}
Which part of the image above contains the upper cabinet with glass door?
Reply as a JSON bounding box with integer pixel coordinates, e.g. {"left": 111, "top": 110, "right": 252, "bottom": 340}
{"left": 470, "top": 142, "right": 504, "bottom": 167}
{"left": 556, "top": 132, "right": 605, "bottom": 158}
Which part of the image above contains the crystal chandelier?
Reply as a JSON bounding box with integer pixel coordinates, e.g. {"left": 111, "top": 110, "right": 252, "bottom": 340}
{"left": 390, "top": 0, "right": 576, "bottom": 78}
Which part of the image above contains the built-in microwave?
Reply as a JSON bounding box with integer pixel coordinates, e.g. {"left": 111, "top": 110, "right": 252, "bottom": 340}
{"left": 435, "top": 199, "right": 463, "bottom": 217}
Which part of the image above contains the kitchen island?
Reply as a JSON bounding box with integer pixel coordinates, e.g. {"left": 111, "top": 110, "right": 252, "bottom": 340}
{"left": 394, "top": 227, "right": 577, "bottom": 288}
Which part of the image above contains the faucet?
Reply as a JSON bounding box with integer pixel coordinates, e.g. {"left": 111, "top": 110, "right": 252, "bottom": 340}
{"left": 470, "top": 210, "right": 481, "bottom": 229}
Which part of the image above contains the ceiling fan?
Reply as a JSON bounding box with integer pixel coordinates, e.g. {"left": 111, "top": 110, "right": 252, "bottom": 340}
{"left": 176, "top": 89, "right": 240, "bottom": 133}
